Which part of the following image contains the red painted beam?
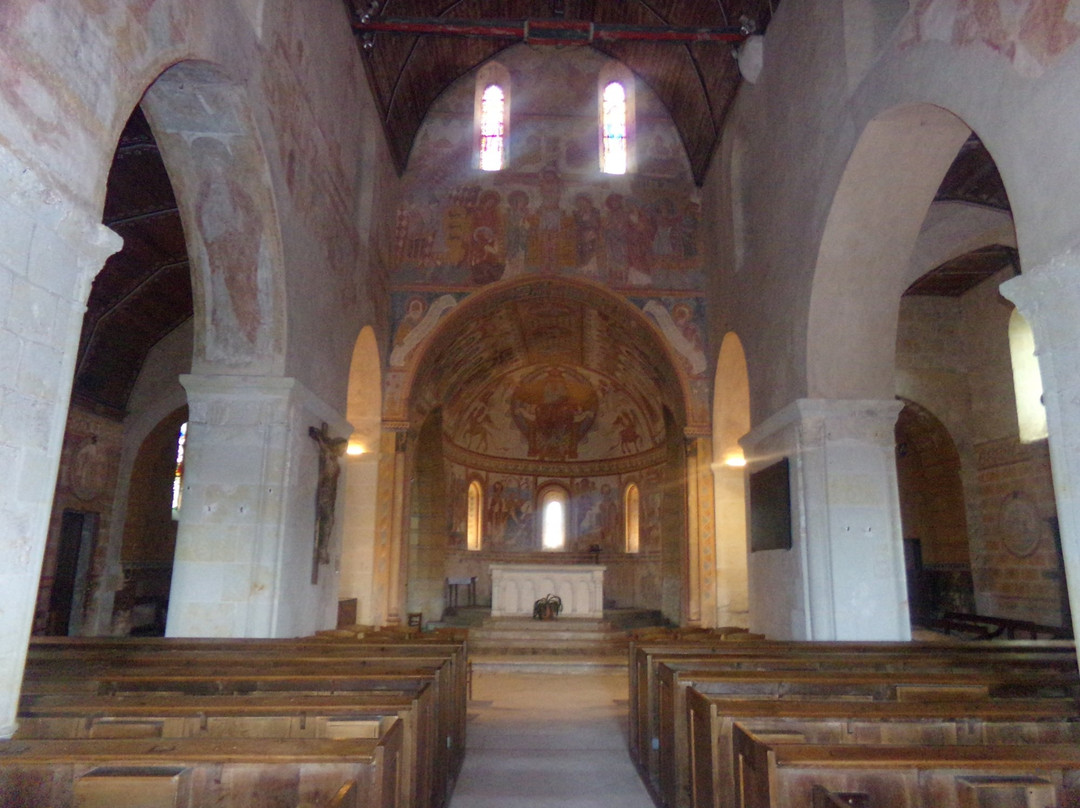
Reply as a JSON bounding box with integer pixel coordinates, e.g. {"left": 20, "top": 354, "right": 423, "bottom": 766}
{"left": 352, "top": 16, "right": 748, "bottom": 44}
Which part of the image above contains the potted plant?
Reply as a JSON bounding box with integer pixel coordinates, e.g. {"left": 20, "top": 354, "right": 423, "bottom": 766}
{"left": 532, "top": 593, "right": 563, "bottom": 621}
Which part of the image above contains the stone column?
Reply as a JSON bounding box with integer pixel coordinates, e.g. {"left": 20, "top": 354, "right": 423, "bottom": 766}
{"left": 0, "top": 153, "right": 122, "bottom": 737}
{"left": 1002, "top": 261, "right": 1080, "bottom": 649}
{"left": 167, "top": 374, "right": 348, "bottom": 638}
{"left": 740, "top": 399, "right": 908, "bottom": 640}
{"left": 712, "top": 458, "right": 750, "bottom": 627}
{"left": 339, "top": 448, "right": 379, "bottom": 626}
{"left": 370, "top": 428, "right": 408, "bottom": 626}
{"left": 685, "top": 436, "right": 717, "bottom": 627}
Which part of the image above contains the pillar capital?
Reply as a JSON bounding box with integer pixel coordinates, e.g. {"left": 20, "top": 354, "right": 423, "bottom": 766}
{"left": 741, "top": 398, "right": 903, "bottom": 459}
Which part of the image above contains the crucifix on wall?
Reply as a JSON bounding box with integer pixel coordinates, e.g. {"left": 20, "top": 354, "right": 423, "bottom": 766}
{"left": 309, "top": 423, "right": 348, "bottom": 584}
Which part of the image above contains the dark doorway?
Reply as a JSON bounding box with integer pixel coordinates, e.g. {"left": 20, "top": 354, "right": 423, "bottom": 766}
{"left": 46, "top": 510, "right": 99, "bottom": 635}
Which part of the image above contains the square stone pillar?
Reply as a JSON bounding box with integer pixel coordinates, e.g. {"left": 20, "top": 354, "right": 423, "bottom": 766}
{"left": 0, "top": 151, "right": 122, "bottom": 737}
{"left": 1002, "top": 261, "right": 1080, "bottom": 650}
{"left": 167, "top": 374, "right": 349, "bottom": 638}
{"left": 740, "top": 399, "right": 909, "bottom": 640}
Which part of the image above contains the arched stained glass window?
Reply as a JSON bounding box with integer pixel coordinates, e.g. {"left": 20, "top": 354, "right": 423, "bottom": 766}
{"left": 540, "top": 486, "right": 569, "bottom": 550}
{"left": 479, "top": 84, "right": 505, "bottom": 171}
{"left": 171, "top": 422, "right": 187, "bottom": 520}
{"left": 601, "top": 81, "right": 627, "bottom": 175}
{"left": 467, "top": 480, "right": 483, "bottom": 550}
{"left": 624, "top": 483, "right": 640, "bottom": 553}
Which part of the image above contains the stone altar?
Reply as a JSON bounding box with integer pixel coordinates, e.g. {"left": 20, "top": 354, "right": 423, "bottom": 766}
{"left": 489, "top": 563, "right": 606, "bottom": 618}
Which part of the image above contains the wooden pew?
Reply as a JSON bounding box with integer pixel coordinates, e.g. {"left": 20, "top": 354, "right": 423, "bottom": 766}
{"left": 648, "top": 656, "right": 1080, "bottom": 808}
{"left": 16, "top": 691, "right": 427, "bottom": 808}
{"left": 21, "top": 671, "right": 445, "bottom": 808}
{"left": 0, "top": 728, "right": 402, "bottom": 808}
{"left": 628, "top": 638, "right": 1076, "bottom": 770}
{"left": 686, "top": 691, "right": 1080, "bottom": 808}
{"left": 652, "top": 663, "right": 1078, "bottom": 808}
{"left": 731, "top": 722, "right": 1080, "bottom": 808}
{"left": 22, "top": 637, "right": 469, "bottom": 808}
{"left": 26, "top": 635, "right": 469, "bottom": 781}
{"left": 634, "top": 647, "right": 1078, "bottom": 805}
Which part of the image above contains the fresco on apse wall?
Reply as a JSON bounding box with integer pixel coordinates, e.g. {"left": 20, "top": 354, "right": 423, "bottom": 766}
{"left": 446, "top": 465, "right": 664, "bottom": 553}
{"left": 384, "top": 289, "right": 711, "bottom": 428}
{"left": 443, "top": 364, "right": 665, "bottom": 463}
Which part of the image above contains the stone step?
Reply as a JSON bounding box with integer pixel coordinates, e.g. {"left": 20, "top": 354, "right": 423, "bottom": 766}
{"left": 469, "top": 639, "right": 628, "bottom": 655}
{"left": 481, "top": 617, "right": 615, "bottom": 631}
{"left": 470, "top": 655, "right": 628, "bottom": 674}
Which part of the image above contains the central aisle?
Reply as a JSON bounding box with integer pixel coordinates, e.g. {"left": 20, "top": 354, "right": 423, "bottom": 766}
{"left": 449, "top": 670, "right": 656, "bottom": 808}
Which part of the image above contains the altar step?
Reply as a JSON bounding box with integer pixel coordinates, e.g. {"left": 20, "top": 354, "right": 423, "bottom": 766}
{"left": 467, "top": 616, "right": 630, "bottom": 657}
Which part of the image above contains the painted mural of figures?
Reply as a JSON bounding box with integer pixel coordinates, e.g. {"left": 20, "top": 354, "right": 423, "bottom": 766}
{"left": 194, "top": 137, "right": 264, "bottom": 356}
{"left": 536, "top": 165, "right": 564, "bottom": 274}
{"left": 626, "top": 198, "right": 656, "bottom": 286}
{"left": 642, "top": 299, "right": 707, "bottom": 377}
{"left": 458, "top": 189, "right": 503, "bottom": 283}
{"left": 461, "top": 401, "right": 495, "bottom": 453}
{"left": 511, "top": 367, "right": 598, "bottom": 461}
{"left": 652, "top": 198, "right": 679, "bottom": 258}
{"left": 678, "top": 199, "right": 700, "bottom": 258}
{"left": 612, "top": 408, "right": 643, "bottom": 454}
{"left": 572, "top": 193, "right": 601, "bottom": 277}
{"left": 602, "top": 192, "right": 630, "bottom": 285}
{"left": 487, "top": 480, "right": 511, "bottom": 545}
{"left": 597, "top": 483, "right": 618, "bottom": 545}
{"left": 502, "top": 189, "right": 531, "bottom": 279}
{"left": 390, "top": 293, "right": 458, "bottom": 367}
{"left": 506, "top": 477, "right": 534, "bottom": 547}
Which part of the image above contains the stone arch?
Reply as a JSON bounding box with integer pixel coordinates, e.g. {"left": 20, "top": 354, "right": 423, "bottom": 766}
{"left": 398, "top": 275, "right": 693, "bottom": 624}
{"left": 112, "top": 406, "right": 190, "bottom": 637}
{"left": 894, "top": 398, "right": 973, "bottom": 622}
{"left": 713, "top": 332, "right": 750, "bottom": 627}
{"left": 340, "top": 325, "right": 383, "bottom": 626}
{"left": 141, "top": 60, "right": 286, "bottom": 375}
{"left": 807, "top": 104, "right": 971, "bottom": 399}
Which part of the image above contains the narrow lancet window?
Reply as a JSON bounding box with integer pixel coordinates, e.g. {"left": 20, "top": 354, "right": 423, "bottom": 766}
{"left": 624, "top": 483, "right": 640, "bottom": 553}
{"left": 479, "top": 84, "right": 505, "bottom": 171}
{"left": 467, "top": 480, "right": 483, "bottom": 550}
{"left": 171, "top": 422, "right": 187, "bottom": 520}
{"left": 540, "top": 487, "right": 568, "bottom": 550}
{"left": 601, "top": 81, "right": 627, "bottom": 175}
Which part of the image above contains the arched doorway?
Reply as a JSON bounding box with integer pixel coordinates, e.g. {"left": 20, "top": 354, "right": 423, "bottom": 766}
{"left": 894, "top": 399, "right": 973, "bottom": 623}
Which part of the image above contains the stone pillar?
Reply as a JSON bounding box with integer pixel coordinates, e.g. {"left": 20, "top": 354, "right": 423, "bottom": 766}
{"left": 685, "top": 436, "right": 717, "bottom": 626}
{"left": 740, "top": 399, "right": 909, "bottom": 640}
{"left": 167, "top": 374, "right": 349, "bottom": 638}
{"left": 1002, "top": 261, "right": 1080, "bottom": 650}
{"left": 0, "top": 152, "right": 122, "bottom": 737}
{"left": 712, "top": 458, "right": 750, "bottom": 627}
{"left": 339, "top": 448, "right": 379, "bottom": 626}
{"left": 371, "top": 428, "right": 408, "bottom": 626}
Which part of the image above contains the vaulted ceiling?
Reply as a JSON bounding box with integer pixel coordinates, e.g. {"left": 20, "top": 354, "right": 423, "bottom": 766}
{"left": 344, "top": 0, "right": 778, "bottom": 184}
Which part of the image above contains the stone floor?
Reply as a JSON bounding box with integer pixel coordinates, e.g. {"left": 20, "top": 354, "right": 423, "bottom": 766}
{"left": 448, "top": 669, "right": 656, "bottom": 808}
